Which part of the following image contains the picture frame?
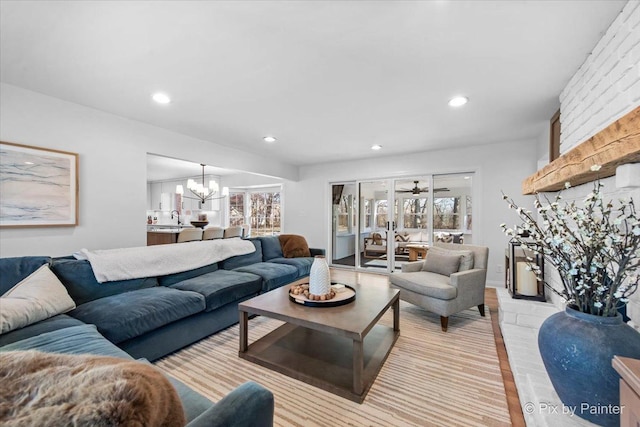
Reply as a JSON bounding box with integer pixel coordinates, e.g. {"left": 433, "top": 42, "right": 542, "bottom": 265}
{"left": 0, "top": 141, "right": 79, "bottom": 227}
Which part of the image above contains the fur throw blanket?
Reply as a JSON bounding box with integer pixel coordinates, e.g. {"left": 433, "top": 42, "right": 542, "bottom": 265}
{"left": 0, "top": 350, "right": 186, "bottom": 427}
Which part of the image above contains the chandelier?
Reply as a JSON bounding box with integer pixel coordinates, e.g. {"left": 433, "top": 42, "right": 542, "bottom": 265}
{"left": 176, "top": 164, "right": 228, "bottom": 207}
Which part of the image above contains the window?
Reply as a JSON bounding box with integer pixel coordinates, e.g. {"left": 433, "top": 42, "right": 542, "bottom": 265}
{"left": 375, "top": 200, "right": 388, "bottom": 228}
{"left": 465, "top": 195, "right": 472, "bottom": 230}
{"left": 228, "top": 192, "right": 245, "bottom": 227}
{"left": 433, "top": 197, "right": 461, "bottom": 229}
{"left": 336, "top": 195, "right": 351, "bottom": 233}
{"left": 363, "top": 199, "right": 372, "bottom": 229}
{"left": 249, "top": 191, "right": 281, "bottom": 236}
{"left": 403, "top": 198, "right": 428, "bottom": 229}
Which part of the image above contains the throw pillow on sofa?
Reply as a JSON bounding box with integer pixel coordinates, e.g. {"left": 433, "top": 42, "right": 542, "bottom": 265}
{"left": 422, "top": 251, "right": 462, "bottom": 276}
{"left": 395, "top": 233, "right": 409, "bottom": 242}
{"left": 278, "top": 234, "right": 311, "bottom": 258}
{"left": 429, "top": 246, "right": 475, "bottom": 271}
{"left": 0, "top": 265, "right": 76, "bottom": 334}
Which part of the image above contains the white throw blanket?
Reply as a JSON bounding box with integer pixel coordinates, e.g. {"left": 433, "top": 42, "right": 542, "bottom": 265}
{"left": 80, "top": 238, "right": 255, "bottom": 283}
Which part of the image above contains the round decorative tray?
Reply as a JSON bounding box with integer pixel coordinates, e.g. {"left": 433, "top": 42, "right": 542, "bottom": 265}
{"left": 190, "top": 221, "right": 209, "bottom": 228}
{"left": 289, "top": 283, "right": 356, "bottom": 307}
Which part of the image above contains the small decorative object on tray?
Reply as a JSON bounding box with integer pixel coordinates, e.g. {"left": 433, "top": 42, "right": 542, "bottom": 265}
{"left": 291, "top": 284, "right": 335, "bottom": 301}
{"left": 289, "top": 283, "right": 356, "bottom": 307}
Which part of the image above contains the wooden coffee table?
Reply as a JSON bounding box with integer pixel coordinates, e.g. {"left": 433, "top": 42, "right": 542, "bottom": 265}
{"left": 406, "top": 243, "right": 429, "bottom": 261}
{"left": 238, "top": 271, "right": 399, "bottom": 403}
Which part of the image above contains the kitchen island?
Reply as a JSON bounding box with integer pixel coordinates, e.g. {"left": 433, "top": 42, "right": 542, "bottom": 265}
{"left": 146, "top": 224, "right": 193, "bottom": 246}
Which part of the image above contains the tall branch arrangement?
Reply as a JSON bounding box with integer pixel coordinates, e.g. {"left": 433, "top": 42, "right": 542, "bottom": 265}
{"left": 501, "top": 167, "right": 640, "bottom": 317}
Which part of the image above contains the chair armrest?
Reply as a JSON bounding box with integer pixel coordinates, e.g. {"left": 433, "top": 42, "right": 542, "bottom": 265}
{"left": 450, "top": 269, "right": 487, "bottom": 291}
{"left": 310, "top": 248, "right": 325, "bottom": 256}
{"left": 401, "top": 262, "right": 424, "bottom": 273}
{"left": 187, "top": 381, "right": 274, "bottom": 427}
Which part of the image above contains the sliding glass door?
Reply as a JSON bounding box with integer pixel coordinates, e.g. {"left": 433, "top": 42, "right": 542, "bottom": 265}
{"left": 331, "top": 183, "right": 357, "bottom": 267}
{"left": 357, "top": 180, "right": 396, "bottom": 271}
{"left": 329, "top": 172, "right": 474, "bottom": 272}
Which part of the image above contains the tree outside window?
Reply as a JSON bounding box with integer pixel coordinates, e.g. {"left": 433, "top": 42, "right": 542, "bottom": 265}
{"left": 249, "top": 191, "right": 281, "bottom": 236}
{"left": 336, "top": 195, "right": 351, "bottom": 233}
{"left": 228, "top": 192, "right": 245, "bottom": 227}
{"left": 375, "top": 200, "right": 388, "bottom": 228}
{"left": 466, "top": 195, "right": 472, "bottom": 230}
{"left": 403, "top": 198, "right": 428, "bottom": 229}
{"left": 433, "top": 197, "right": 461, "bottom": 229}
{"left": 363, "top": 199, "right": 372, "bottom": 229}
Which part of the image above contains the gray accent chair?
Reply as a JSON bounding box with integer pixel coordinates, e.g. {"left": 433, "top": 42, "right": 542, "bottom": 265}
{"left": 389, "top": 242, "right": 489, "bottom": 332}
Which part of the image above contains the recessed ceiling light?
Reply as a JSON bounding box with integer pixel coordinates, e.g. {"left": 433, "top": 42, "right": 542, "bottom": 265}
{"left": 24, "top": 161, "right": 34, "bottom": 165}
{"left": 263, "top": 136, "right": 277, "bottom": 143}
{"left": 464, "top": 176, "right": 471, "bottom": 180}
{"left": 371, "top": 144, "right": 382, "bottom": 151}
{"left": 448, "top": 96, "right": 468, "bottom": 107}
{"left": 152, "top": 93, "right": 171, "bottom": 104}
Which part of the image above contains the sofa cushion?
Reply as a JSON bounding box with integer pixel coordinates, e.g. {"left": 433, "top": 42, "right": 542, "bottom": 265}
{"left": 234, "top": 262, "right": 299, "bottom": 292}
{"left": 429, "top": 246, "right": 475, "bottom": 271}
{"left": 0, "top": 314, "right": 85, "bottom": 347}
{"left": 390, "top": 271, "right": 457, "bottom": 300}
{"left": 407, "top": 231, "right": 424, "bottom": 242}
{"left": 268, "top": 257, "right": 314, "bottom": 277}
{"left": 278, "top": 235, "right": 311, "bottom": 258}
{"left": 165, "top": 375, "right": 213, "bottom": 423}
{"left": 158, "top": 262, "right": 219, "bottom": 287}
{"left": 69, "top": 287, "right": 205, "bottom": 344}
{"left": 0, "top": 324, "right": 132, "bottom": 359}
{"left": 220, "top": 239, "right": 263, "bottom": 270}
{"left": 422, "top": 251, "right": 461, "bottom": 276}
{"left": 1, "top": 265, "right": 76, "bottom": 334}
{"left": 258, "top": 236, "right": 284, "bottom": 261}
{"left": 0, "top": 256, "right": 51, "bottom": 295}
{"left": 169, "top": 270, "right": 262, "bottom": 312}
{"left": 51, "top": 258, "right": 158, "bottom": 306}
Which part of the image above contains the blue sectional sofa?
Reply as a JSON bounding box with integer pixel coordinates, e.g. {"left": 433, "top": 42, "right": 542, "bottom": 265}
{"left": 0, "top": 236, "right": 323, "bottom": 426}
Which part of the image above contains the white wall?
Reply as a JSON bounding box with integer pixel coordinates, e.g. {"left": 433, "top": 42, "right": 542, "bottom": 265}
{"left": 0, "top": 83, "right": 298, "bottom": 257}
{"left": 545, "top": 0, "right": 640, "bottom": 328}
{"left": 283, "top": 139, "right": 539, "bottom": 286}
{"left": 559, "top": 1, "right": 639, "bottom": 151}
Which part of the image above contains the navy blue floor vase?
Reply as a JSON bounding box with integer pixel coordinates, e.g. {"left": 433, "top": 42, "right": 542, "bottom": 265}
{"left": 538, "top": 306, "right": 640, "bottom": 427}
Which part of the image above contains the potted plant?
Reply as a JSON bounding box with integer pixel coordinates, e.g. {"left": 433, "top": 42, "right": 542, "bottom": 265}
{"left": 501, "top": 166, "right": 640, "bottom": 426}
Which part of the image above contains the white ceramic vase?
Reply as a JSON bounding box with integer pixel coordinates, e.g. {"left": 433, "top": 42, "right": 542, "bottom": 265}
{"left": 309, "top": 255, "right": 331, "bottom": 295}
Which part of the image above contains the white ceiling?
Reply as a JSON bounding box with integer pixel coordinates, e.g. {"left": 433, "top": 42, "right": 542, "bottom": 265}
{"left": 0, "top": 1, "right": 627, "bottom": 167}
{"left": 146, "top": 154, "right": 240, "bottom": 182}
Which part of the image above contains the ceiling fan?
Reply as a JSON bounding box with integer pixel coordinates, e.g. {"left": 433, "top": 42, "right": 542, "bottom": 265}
{"left": 397, "top": 181, "right": 450, "bottom": 195}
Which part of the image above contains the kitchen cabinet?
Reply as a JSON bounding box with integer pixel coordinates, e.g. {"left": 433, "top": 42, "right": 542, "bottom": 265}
{"left": 147, "top": 231, "right": 179, "bottom": 245}
{"left": 147, "top": 175, "right": 222, "bottom": 212}
{"left": 148, "top": 181, "right": 180, "bottom": 212}
{"left": 149, "top": 182, "right": 163, "bottom": 211}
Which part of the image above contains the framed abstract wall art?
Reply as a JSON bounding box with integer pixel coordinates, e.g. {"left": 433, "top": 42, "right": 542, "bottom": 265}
{"left": 0, "top": 142, "right": 79, "bottom": 227}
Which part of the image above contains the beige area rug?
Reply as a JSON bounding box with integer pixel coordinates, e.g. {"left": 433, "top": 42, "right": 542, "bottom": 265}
{"left": 155, "top": 302, "right": 510, "bottom": 427}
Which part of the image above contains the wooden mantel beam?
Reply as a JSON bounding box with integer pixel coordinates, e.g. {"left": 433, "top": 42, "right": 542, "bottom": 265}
{"left": 522, "top": 106, "right": 640, "bottom": 195}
